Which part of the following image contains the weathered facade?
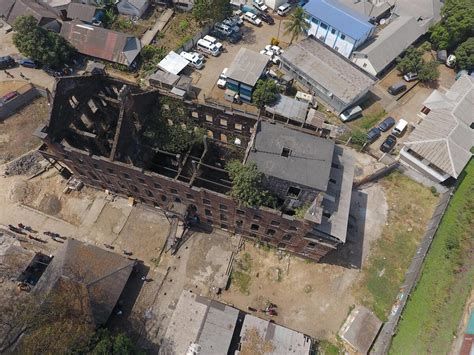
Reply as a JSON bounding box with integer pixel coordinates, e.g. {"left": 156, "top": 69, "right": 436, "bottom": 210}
{"left": 36, "top": 75, "right": 353, "bottom": 261}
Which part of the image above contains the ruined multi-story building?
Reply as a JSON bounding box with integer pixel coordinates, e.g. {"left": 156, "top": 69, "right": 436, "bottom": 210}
{"left": 35, "top": 75, "right": 354, "bottom": 261}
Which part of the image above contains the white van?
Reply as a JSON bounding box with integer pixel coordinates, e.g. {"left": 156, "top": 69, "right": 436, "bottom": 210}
{"left": 180, "top": 51, "right": 204, "bottom": 69}
{"left": 277, "top": 3, "right": 291, "bottom": 16}
{"left": 203, "top": 35, "right": 223, "bottom": 52}
{"left": 197, "top": 39, "right": 220, "bottom": 57}
{"left": 392, "top": 119, "right": 408, "bottom": 136}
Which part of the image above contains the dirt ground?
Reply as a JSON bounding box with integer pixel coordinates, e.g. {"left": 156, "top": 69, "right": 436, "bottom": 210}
{"left": 0, "top": 97, "right": 49, "bottom": 164}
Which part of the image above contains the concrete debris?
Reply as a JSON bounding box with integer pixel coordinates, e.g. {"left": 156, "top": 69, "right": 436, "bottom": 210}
{"left": 4, "top": 151, "right": 45, "bottom": 176}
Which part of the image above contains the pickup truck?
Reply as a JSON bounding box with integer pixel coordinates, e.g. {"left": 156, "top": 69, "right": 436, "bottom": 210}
{"left": 244, "top": 12, "right": 262, "bottom": 26}
{"left": 253, "top": 0, "right": 268, "bottom": 12}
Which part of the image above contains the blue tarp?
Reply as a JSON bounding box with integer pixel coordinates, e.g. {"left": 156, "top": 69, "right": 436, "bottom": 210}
{"left": 303, "top": 0, "right": 374, "bottom": 40}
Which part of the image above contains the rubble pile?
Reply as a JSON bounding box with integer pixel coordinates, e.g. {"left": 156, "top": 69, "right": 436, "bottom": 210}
{"left": 4, "top": 151, "right": 45, "bottom": 176}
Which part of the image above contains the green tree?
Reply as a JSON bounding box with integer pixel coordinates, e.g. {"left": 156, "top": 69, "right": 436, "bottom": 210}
{"left": 283, "top": 7, "right": 310, "bottom": 45}
{"left": 455, "top": 37, "right": 474, "bottom": 70}
{"left": 430, "top": 0, "right": 474, "bottom": 50}
{"left": 192, "top": 0, "right": 210, "bottom": 23}
{"left": 13, "top": 15, "right": 75, "bottom": 67}
{"left": 226, "top": 160, "right": 276, "bottom": 208}
{"left": 396, "top": 46, "right": 424, "bottom": 74}
{"left": 193, "top": 0, "right": 231, "bottom": 23}
{"left": 350, "top": 130, "right": 368, "bottom": 148}
{"left": 418, "top": 60, "right": 440, "bottom": 82}
{"left": 252, "top": 79, "right": 279, "bottom": 107}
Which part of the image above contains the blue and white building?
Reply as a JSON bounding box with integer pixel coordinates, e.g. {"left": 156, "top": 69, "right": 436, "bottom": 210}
{"left": 303, "top": 0, "right": 375, "bottom": 58}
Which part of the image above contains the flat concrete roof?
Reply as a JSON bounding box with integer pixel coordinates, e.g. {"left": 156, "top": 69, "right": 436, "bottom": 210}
{"left": 226, "top": 48, "right": 269, "bottom": 88}
{"left": 265, "top": 95, "right": 309, "bottom": 123}
{"left": 248, "top": 121, "right": 334, "bottom": 191}
{"left": 339, "top": 305, "right": 382, "bottom": 354}
{"left": 158, "top": 51, "right": 189, "bottom": 75}
{"left": 281, "top": 37, "right": 375, "bottom": 104}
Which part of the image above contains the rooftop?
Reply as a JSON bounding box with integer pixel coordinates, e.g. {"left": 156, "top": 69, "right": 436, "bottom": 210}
{"left": 404, "top": 74, "right": 474, "bottom": 178}
{"left": 339, "top": 305, "right": 382, "bottom": 354}
{"left": 34, "top": 239, "right": 135, "bottom": 325}
{"left": 337, "top": 0, "right": 390, "bottom": 19}
{"left": 226, "top": 48, "right": 269, "bottom": 87}
{"left": 2, "top": 0, "right": 60, "bottom": 26}
{"left": 247, "top": 121, "right": 335, "bottom": 191}
{"left": 240, "top": 314, "right": 312, "bottom": 354}
{"left": 162, "top": 290, "right": 239, "bottom": 354}
{"left": 60, "top": 21, "right": 141, "bottom": 66}
{"left": 281, "top": 37, "right": 375, "bottom": 104}
{"left": 303, "top": 0, "right": 374, "bottom": 40}
{"left": 158, "top": 51, "right": 189, "bottom": 75}
{"left": 66, "top": 2, "right": 98, "bottom": 22}
{"left": 265, "top": 95, "right": 309, "bottom": 123}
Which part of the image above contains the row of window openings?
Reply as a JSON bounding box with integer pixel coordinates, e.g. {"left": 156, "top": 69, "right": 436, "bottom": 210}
{"left": 310, "top": 18, "right": 346, "bottom": 40}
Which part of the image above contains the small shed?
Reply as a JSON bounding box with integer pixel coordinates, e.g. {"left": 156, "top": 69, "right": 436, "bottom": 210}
{"left": 265, "top": 95, "right": 309, "bottom": 124}
{"left": 339, "top": 305, "right": 382, "bottom": 354}
{"left": 226, "top": 48, "right": 268, "bottom": 102}
{"left": 158, "top": 51, "right": 189, "bottom": 75}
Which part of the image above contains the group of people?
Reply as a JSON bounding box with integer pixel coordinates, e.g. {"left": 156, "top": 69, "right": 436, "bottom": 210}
{"left": 7, "top": 223, "right": 66, "bottom": 244}
{"left": 3, "top": 69, "right": 28, "bottom": 80}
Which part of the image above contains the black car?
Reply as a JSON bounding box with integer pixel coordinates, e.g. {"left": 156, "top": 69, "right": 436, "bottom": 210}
{"left": 0, "top": 55, "right": 15, "bottom": 70}
{"left": 209, "top": 29, "right": 227, "bottom": 41}
{"left": 380, "top": 134, "right": 397, "bottom": 153}
{"left": 366, "top": 127, "right": 381, "bottom": 143}
{"left": 378, "top": 116, "right": 396, "bottom": 132}
{"left": 228, "top": 31, "right": 243, "bottom": 44}
{"left": 258, "top": 11, "right": 275, "bottom": 24}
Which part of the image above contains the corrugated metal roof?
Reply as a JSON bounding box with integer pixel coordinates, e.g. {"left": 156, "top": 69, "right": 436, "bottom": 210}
{"left": 60, "top": 21, "right": 141, "bottom": 66}
{"left": 303, "top": 0, "right": 374, "bottom": 40}
{"left": 404, "top": 74, "right": 474, "bottom": 178}
{"left": 158, "top": 51, "right": 189, "bottom": 75}
{"left": 67, "top": 2, "right": 97, "bottom": 22}
{"left": 226, "top": 48, "right": 268, "bottom": 87}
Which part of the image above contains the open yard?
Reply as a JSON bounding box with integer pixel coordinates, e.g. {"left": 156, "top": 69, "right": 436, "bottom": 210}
{"left": 390, "top": 161, "right": 474, "bottom": 354}
{"left": 0, "top": 97, "right": 49, "bottom": 164}
{"left": 353, "top": 171, "right": 439, "bottom": 320}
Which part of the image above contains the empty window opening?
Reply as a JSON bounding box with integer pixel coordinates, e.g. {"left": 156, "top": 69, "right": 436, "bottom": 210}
{"left": 205, "top": 209, "right": 212, "bottom": 216}
{"left": 287, "top": 186, "right": 301, "bottom": 198}
{"left": 329, "top": 178, "right": 337, "bottom": 184}
{"left": 323, "top": 211, "right": 332, "bottom": 218}
{"left": 281, "top": 147, "right": 291, "bottom": 157}
{"left": 250, "top": 224, "right": 259, "bottom": 231}
{"left": 266, "top": 229, "right": 276, "bottom": 236}
{"left": 282, "top": 234, "right": 292, "bottom": 241}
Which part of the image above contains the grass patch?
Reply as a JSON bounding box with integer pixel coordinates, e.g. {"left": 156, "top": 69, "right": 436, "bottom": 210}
{"left": 317, "top": 340, "right": 344, "bottom": 355}
{"left": 390, "top": 160, "right": 474, "bottom": 354}
{"left": 350, "top": 110, "right": 386, "bottom": 131}
{"left": 231, "top": 252, "right": 253, "bottom": 295}
{"left": 354, "top": 171, "right": 438, "bottom": 320}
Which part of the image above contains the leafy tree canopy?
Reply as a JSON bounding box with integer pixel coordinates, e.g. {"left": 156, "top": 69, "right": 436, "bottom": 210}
{"left": 12, "top": 15, "right": 75, "bottom": 67}
{"left": 226, "top": 160, "right": 276, "bottom": 208}
{"left": 193, "top": 0, "right": 232, "bottom": 23}
{"left": 430, "top": 0, "right": 474, "bottom": 50}
{"left": 418, "top": 60, "right": 440, "bottom": 82}
{"left": 252, "top": 79, "right": 279, "bottom": 107}
{"left": 396, "top": 46, "right": 424, "bottom": 74}
{"left": 455, "top": 37, "right": 474, "bottom": 70}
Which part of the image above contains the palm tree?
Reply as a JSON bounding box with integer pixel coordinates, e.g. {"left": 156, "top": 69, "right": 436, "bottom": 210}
{"left": 283, "top": 7, "right": 310, "bottom": 45}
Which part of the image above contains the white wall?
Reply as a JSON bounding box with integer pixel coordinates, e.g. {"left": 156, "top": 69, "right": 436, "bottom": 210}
{"left": 352, "top": 56, "right": 377, "bottom": 76}
{"left": 265, "top": 0, "right": 286, "bottom": 10}
{"left": 307, "top": 17, "right": 355, "bottom": 58}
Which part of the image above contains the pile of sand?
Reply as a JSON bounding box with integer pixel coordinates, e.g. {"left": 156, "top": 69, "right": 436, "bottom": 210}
{"left": 8, "top": 179, "right": 29, "bottom": 203}
{"left": 38, "top": 194, "right": 61, "bottom": 215}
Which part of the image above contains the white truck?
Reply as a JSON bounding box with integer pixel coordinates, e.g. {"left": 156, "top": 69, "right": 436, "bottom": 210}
{"left": 253, "top": 0, "right": 268, "bottom": 12}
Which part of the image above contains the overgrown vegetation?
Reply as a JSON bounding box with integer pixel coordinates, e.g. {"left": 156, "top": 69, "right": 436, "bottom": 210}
{"left": 455, "top": 37, "right": 474, "bottom": 70}
{"left": 252, "top": 79, "right": 280, "bottom": 107}
{"left": 397, "top": 46, "right": 439, "bottom": 82}
{"left": 13, "top": 16, "right": 75, "bottom": 67}
{"left": 284, "top": 7, "right": 310, "bottom": 45}
{"left": 231, "top": 252, "right": 253, "bottom": 295}
{"left": 141, "top": 44, "right": 167, "bottom": 73}
{"left": 317, "top": 340, "right": 344, "bottom": 355}
{"left": 142, "top": 98, "right": 206, "bottom": 154}
{"left": 294, "top": 202, "right": 311, "bottom": 218}
{"left": 390, "top": 160, "right": 474, "bottom": 354}
{"left": 192, "top": 0, "right": 232, "bottom": 23}
{"left": 354, "top": 171, "right": 439, "bottom": 320}
{"left": 226, "top": 160, "right": 276, "bottom": 208}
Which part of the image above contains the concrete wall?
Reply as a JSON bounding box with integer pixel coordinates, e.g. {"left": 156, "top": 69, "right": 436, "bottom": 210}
{"left": 0, "top": 85, "right": 43, "bottom": 121}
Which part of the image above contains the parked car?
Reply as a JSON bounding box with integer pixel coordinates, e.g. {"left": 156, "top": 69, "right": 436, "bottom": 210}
{"left": 277, "top": 3, "right": 292, "bottom": 16}
{"left": 203, "top": 35, "right": 223, "bottom": 51}
{"left": 253, "top": 0, "right": 268, "bottom": 12}
{"left": 217, "top": 67, "right": 228, "bottom": 88}
{"left": 403, "top": 72, "right": 418, "bottom": 82}
{"left": 19, "top": 58, "right": 38, "bottom": 68}
{"left": 228, "top": 31, "right": 243, "bottom": 43}
{"left": 446, "top": 54, "right": 456, "bottom": 68}
{"left": 229, "top": 15, "right": 244, "bottom": 26}
{"left": 377, "top": 116, "right": 396, "bottom": 132}
{"left": 392, "top": 119, "right": 408, "bottom": 137}
{"left": 243, "top": 12, "right": 262, "bottom": 26}
{"left": 209, "top": 29, "right": 227, "bottom": 41}
{"left": 0, "top": 55, "right": 15, "bottom": 69}
{"left": 180, "top": 51, "right": 204, "bottom": 69}
{"left": 214, "top": 23, "right": 233, "bottom": 36}
{"left": 258, "top": 11, "right": 274, "bottom": 24}
{"left": 339, "top": 106, "right": 362, "bottom": 122}
{"left": 387, "top": 82, "right": 406, "bottom": 95}
{"left": 196, "top": 39, "right": 220, "bottom": 57}
{"left": 221, "top": 18, "right": 240, "bottom": 33}
{"left": 367, "top": 127, "right": 381, "bottom": 143}
{"left": 380, "top": 134, "right": 397, "bottom": 153}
